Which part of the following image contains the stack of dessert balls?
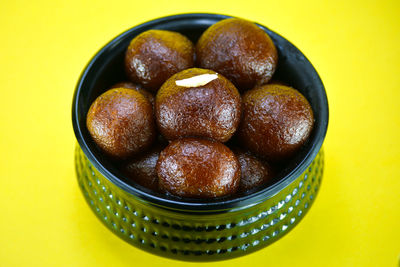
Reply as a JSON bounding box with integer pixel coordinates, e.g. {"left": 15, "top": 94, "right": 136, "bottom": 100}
{"left": 86, "top": 18, "right": 314, "bottom": 199}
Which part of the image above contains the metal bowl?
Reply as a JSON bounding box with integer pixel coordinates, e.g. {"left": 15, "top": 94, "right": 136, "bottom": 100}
{"left": 72, "top": 13, "right": 329, "bottom": 261}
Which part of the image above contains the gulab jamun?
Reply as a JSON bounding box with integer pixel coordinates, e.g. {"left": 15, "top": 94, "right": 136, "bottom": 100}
{"left": 155, "top": 68, "right": 241, "bottom": 142}
{"left": 156, "top": 138, "right": 240, "bottom": 198}
{"left": 125, "top": 30, "right": 195, "bottom": 92}
{"left": 234, "top": 148, "right": 274, "bottom": 192}
{"left": 86, "top": 88, "right": 156, "bottom": 159}
{"left": 238, "top": 84, "right": 314, "bottom": 161}
{"left": 110, "top": 81, "right": 154, "bottom": 107}
{"left": 196, "top": 18, "right": 278, "bottom": 91}
{"left": 122, "top": 145, "right": 164, "bottom": 192}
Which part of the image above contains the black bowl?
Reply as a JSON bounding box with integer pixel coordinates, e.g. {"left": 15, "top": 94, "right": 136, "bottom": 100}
{"left": 72, "top": 13, "right": 328, "bottom": 261}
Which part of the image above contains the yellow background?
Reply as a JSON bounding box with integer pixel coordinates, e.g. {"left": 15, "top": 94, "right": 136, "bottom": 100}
{"left": 1, "top": 0, "right": 399, "bottom": 266}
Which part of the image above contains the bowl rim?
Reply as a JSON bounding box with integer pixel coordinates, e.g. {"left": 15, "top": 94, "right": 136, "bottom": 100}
{"left": 72, "top": 13, "right": 329, "bottom": 212}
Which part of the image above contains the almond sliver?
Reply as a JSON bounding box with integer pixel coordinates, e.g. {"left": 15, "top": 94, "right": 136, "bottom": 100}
{"left": 175, "top": 74, "right": 218, "bottom": 88}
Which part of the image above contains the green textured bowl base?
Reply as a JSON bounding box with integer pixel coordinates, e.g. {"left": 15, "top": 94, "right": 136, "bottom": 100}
{"left": 75, "top": 145, "right": 323, "bottom": 261}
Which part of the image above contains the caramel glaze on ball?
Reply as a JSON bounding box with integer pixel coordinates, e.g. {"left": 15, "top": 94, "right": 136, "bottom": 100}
{"left": 122, "top": 144, "right": 164, "bottom": 192}
{"left": 125, "top": 30, "right": 195, "bottom": 92}
{"left": 155, "top": 68, "right": 241, "bottom": 142}
{"left": 86, "top": 88, "right": 156, "bottom": 159}
{"left": 196, "top": 18, "right": 278, "bottom": 91}
{"left": 238, "top": 84, "right": 314, "bottom": 161}
{"left": 110, "top": 82, "right": 155, "bottom": 108}
{"left": 233, "top": 148, "right": 274, "bottom": 192}
{"left": 156, "top": 138, "right": 240, "bottom": 198}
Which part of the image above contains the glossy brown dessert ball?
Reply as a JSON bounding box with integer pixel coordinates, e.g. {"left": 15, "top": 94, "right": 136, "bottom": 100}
{"left": 234, "top": 149, "right": 274, "bottom": 192}
{"left": 110, "top": 82, "right": 154, "bottom": 107}
{"left": 156, "top": 138, "right": 240, "bottom": 198}
{"left": 86, "top": 88, "right": 156, "bottom": 159}
{"left": 155, "top": 68, "right": 241, "bottom": 142}
{"left": 122, "top": 145, "right": 164, "bottom": 191}
{"left": 238, "top": 84, "right": 314, "bottom": 161}
{"left": 196, "top": 18, "right": 278, "bottom": 91}
{"left": 125, "top": 30, "right": 195, "bottom": 92}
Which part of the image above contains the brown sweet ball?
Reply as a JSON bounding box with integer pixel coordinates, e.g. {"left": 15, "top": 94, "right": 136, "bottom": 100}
{"left": 155, "top": 68, "right": 241, "bottom": 142}
{"left": 110, "top": 81, "right": 155, "bottom": 107}
{"left": 122, "top": 145, "right": 164, "bottom": 192}
{"left": 196, "top": 18, "right": 278, "bottom": 91}
{"left": 124, "top": 30, "right": 195, "bottom": 92}
{"left": 234, "top": 149, "right": 274, "bottom": 192}
{"left": 156, "top": 138, "right": 240, "bottom": 198}
{"left": 238, "top": 84, "right": 314, "bottom": 161}
{"left": 86, "top": 88, "right": 156, "bottom": 159}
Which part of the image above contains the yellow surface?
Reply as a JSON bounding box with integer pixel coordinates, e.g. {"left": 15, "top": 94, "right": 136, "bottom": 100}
{"left": 0, "top": 0, "right": 399, "bottom": 266}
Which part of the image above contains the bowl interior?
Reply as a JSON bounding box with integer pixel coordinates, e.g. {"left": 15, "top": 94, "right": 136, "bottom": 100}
{"left": 72, "top": 14, "right": 328, "bottom": 211}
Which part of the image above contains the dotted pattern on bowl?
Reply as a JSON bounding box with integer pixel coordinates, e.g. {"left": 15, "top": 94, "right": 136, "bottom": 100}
{"left": 75, "top": 145, "right": 324, "bottom": 261}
